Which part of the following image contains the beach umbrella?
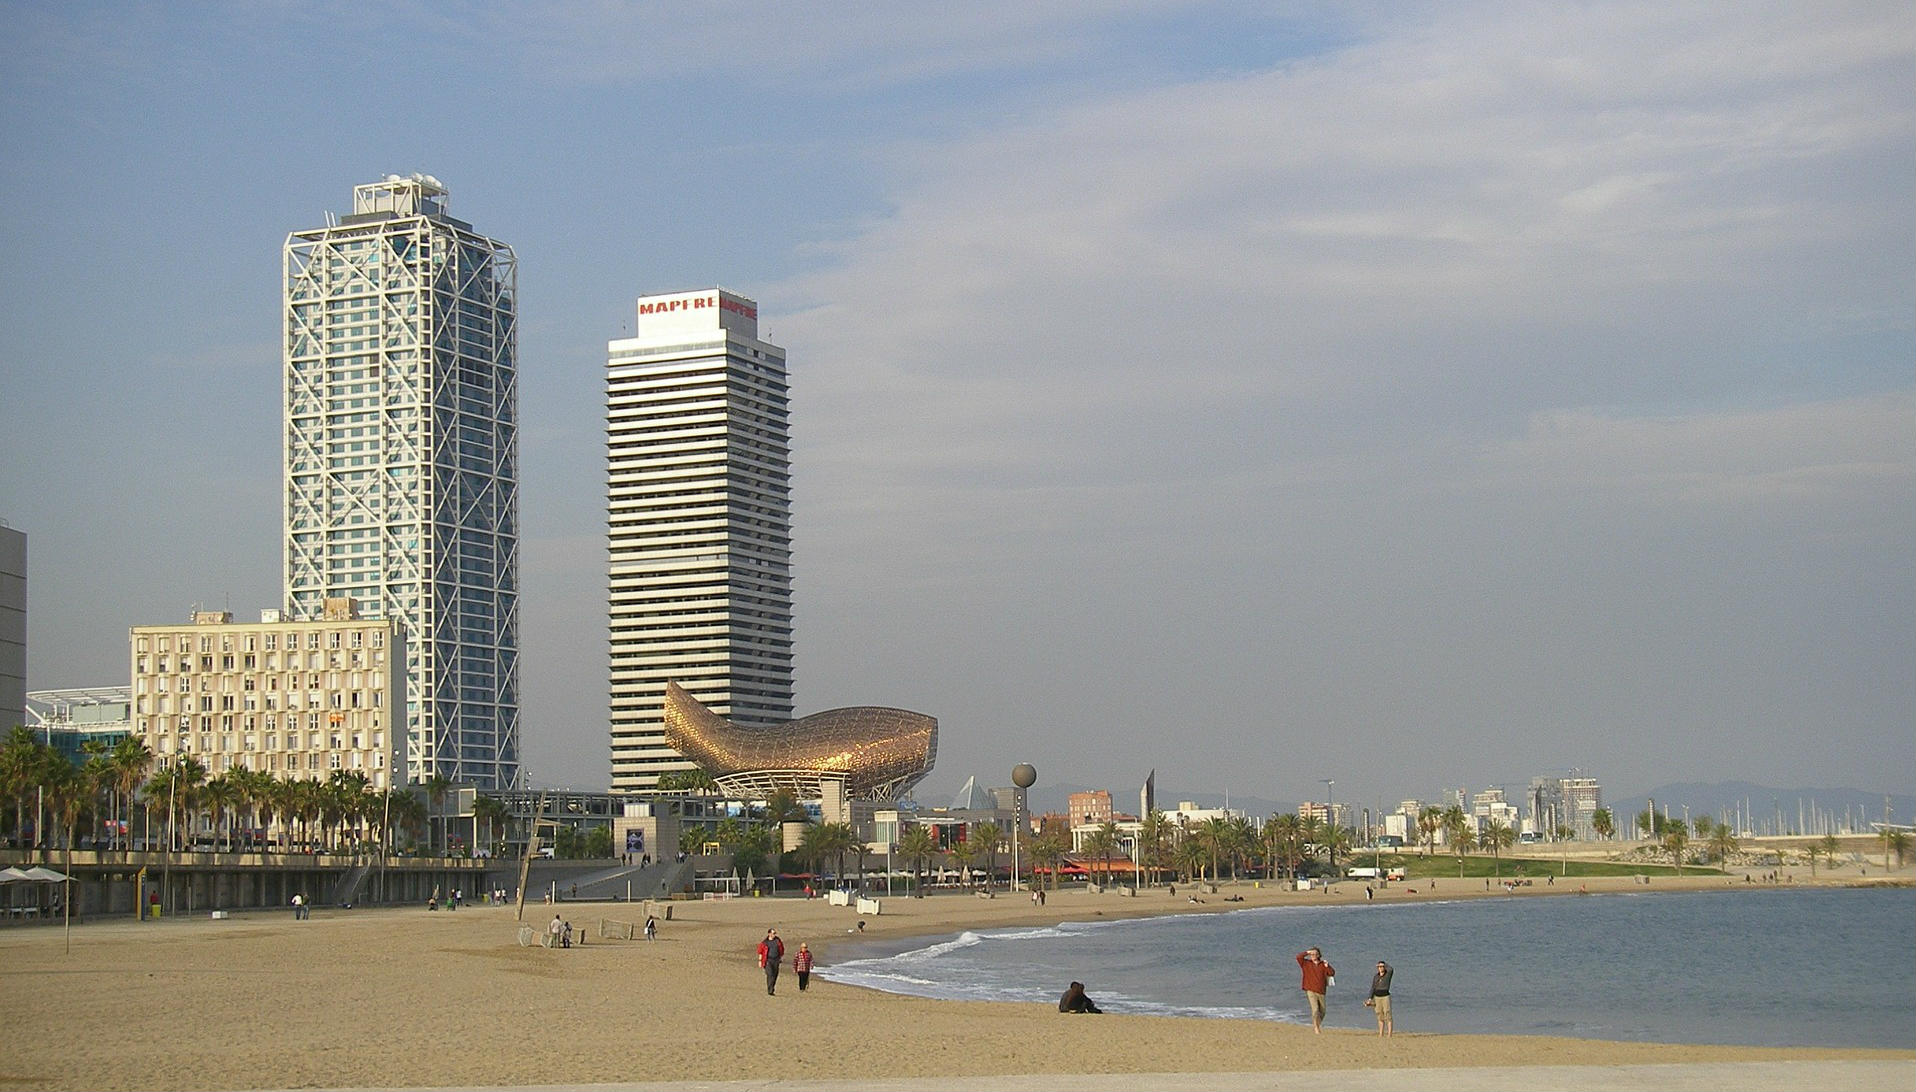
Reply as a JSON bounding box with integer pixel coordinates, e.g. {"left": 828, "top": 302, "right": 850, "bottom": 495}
{"left": 21, "top": 866, "right": 69, "bottom": 882}
{"left": 0, "top": 866, "right": 30, "bottom": 882}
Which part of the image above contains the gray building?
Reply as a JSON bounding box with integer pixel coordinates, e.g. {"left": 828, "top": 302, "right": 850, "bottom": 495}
{"left": 283, "top": 176, "right": 521, "bottom": 789}
{"left": 0, "top": 523, "right": 22, "bottom": 732}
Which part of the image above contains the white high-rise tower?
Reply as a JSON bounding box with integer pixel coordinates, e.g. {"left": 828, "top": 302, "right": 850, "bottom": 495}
{"left": 283, "top": 175, "right": 521, "bottom": 789}
{"left": 607, "top": 289, "right": 793, "bottom": 791}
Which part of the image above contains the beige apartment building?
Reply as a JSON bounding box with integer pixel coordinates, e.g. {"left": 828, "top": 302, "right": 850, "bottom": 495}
{"left": 130, "top": 600, "right": 404, "bottom": 788}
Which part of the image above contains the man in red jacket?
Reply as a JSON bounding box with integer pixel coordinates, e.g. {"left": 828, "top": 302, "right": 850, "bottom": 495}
{"left": 757, "top": 928, "right": 785, "bottom": 995}
{"left": 1296, "top": 947, "right": 1334, "bottom": 1033}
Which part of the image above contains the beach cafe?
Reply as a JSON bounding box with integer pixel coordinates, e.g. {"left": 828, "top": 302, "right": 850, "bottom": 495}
{"left": 0, "top": 865, "right": 69, "bottom": 922}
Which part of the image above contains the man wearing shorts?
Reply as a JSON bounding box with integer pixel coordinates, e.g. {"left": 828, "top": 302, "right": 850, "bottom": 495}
{"left": 1296, "top": 947, "right": 1334, "bottom": 1033}
{"left": 1366, "top": 960, "right": 1394, "bottom": 1037}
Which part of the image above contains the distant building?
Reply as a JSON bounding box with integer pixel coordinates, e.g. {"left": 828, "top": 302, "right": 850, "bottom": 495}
{"left": 25, "top": 687, "right": 131, "bottom": 765}
{"left": 1298, "top": 800, "right": 1350, "bottom": 830}
{"left": 1528, "top": 774, "right": 1603, "bottom": 838}
{"left": 1068, "top": 790, "right": 1114, "bottom": 827}
{"left": 130, "top": 603, "right": 404, "bottom": 789}
{"left": 1469, "top": 787, "right": 1520, "bottom": 834}
{"left": 0, "top": 524, "right": 22, "bottom": 733}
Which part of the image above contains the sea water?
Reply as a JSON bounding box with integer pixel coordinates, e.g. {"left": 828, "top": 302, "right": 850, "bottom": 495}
{"left": 820, "top": 886, "right": 1914, "bottom": 1048}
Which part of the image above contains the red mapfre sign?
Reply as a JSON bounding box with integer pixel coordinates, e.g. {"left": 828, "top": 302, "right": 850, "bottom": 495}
{"left": 638, "top": 294, "right": 757, "bottom": 320}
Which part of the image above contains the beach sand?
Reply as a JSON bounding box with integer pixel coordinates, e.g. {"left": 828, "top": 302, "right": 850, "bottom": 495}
{"left": 0, "top": 871, "right": 1908, "bottom": 1091}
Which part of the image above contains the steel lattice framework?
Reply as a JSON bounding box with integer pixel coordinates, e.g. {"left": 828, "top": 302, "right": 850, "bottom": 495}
{"left": 283, "top": 175, "right": 521, "bottom": 789}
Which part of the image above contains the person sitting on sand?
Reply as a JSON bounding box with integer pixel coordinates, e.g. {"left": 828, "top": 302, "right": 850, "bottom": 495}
{"left": 1059, "top": 981, "right": 1103, "bottom": 1014}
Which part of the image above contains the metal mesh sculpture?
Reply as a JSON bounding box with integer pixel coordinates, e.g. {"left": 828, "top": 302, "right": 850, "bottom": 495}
{"left": 662, "top": 682, "right": 937, "bottom": 802}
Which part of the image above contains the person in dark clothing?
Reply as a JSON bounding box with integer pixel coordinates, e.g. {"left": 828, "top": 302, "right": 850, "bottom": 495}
{"left": 1366, "top": 960, "right": 1394, "bottom": 1036}
{"left": 1059, "top": 981, "right": 1103, "bottom": 1014}
{"left": 756, "top": 928, "right": 785, "bottom": 995}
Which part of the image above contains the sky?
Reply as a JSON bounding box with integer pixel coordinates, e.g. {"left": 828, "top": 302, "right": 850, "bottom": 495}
{"left": 1, "top": 2, "right": 1910, "bottom": 812}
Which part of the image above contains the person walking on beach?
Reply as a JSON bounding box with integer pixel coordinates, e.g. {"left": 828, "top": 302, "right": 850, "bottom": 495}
{"left": 757, "top": 928, "right": 785, "bottom": 995}
{"left": 1296, "top": 947, "right": 1335, "bottom": 1033}
{"left": 644, "top": 914, "right": 658, "bottom": 941}
{"left": 1365, "top": 960, "right": 1394, "bottom": 1037}
{"left": 793, "top": 942, "right": 815, "bottom": 991}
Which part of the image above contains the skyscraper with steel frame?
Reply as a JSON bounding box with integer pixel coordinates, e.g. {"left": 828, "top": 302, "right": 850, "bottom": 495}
{"left": 283, "top": 175, "right": 521, "bottom": 790}
{"left": 606, "top": 289, "right": 793, "bottom": 792}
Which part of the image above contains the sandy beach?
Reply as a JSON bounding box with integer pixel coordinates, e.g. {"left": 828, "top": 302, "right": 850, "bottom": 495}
{"left": 0, "top": 871, "right": 1909, "bottom": 1092}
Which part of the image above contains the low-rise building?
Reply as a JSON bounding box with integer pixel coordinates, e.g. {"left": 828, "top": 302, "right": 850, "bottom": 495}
{"left": 129, "top": 600, "right": 404, "bottom": 789}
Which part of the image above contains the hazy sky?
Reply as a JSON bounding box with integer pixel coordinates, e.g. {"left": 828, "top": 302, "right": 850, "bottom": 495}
{"left": 2, "top": 2, "right": 1910, "bottom": 811}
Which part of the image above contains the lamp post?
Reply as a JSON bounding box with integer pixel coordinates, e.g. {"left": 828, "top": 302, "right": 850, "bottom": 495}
{"left": 1320, "top": 779, "right": 1336, "bottom": 871}
{"left": 1011, "top": 764, "right": 1037, "bottom": 892}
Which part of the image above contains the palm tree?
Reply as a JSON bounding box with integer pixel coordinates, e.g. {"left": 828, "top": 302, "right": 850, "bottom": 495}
{"left": 422, "top": 773, "right": 453, "bottom": 856}
{"left": 1442, "top": 806, "right": 1472, "bottom": 878}
{"left": 1591, "top": 808, "right": 1615, "bottom": 841}
{"left": 1265, "top": 814, "right": 1307, "bottom": 882}
{"left": 1479, "top": 819, "right": 1515, "bottom": 879}
{"left": 1662, "top": 824, "right": 1689, "bottom": 874}
{"left": 1706, "top": 819, "right": 1738, "bottom": 864}
{"left": 1820, "top": 832, "right": 1841, "bottom": 873}
{"left": 169, "top": 757, "right": 208, "bottom": 851}
{"left": 202, "top": 774, "right": 240, "bottom": 851}
{"left": 1, "top": 726, "right": 45, "bottom": 847}
{"left": 1172, "top": 837, "right": 1206, "bottom": 884}
{"left": 1083, "top": 822, "right": 1121, "bottom": 886}
{"left": 944, "top": 832, "right": 981, "bottom": 887}
{"left": 1192, "top": 817, "right": 1229, "bottom": 883}
{"left": 109, "top": 736, "right": 154, "bottom": 849}
{"left": 1885, "top": 830, "right": 1909, "bottom": 869}
{"left": 1137, "top": 810, "right": 1171, "bottom": 887}
{"left": 385, "top": 786, "right": 426, "bottom": 851}
{"left": 799, "top": 821, "right": 860, "bottom": 888}
{"left": 897, "top": 824, "right": 939, "bottom": 895}
{"left": 1027, "top": 828, "right": 1070, "bottom": 892}
{"left": 969, "top": 822, "right": 1003, "bottom": 891}
{"left": 472, "top": 795, "right": 509, "bottom": 857}
{"left": 1417, "top": 808, "right": 1443, "bottom": 858}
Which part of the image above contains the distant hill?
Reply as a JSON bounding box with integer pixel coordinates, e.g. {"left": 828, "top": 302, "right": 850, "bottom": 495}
{"left": 1609, "top": 781, "right": 1913, "bottom": 835}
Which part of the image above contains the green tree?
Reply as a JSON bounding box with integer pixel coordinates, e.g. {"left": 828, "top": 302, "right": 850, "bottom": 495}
{"left": 585, "top": 826, "right": 613, "bottom": 858}
{"left": 202, "top": 774, "right": 241, "bottom": 852}
{"left": 1417, "top": 808, "right": 1443, "bottom": 858}
{"left": 1662, "top": 824, "right": 1690, "bottom": 874}
{"left": 1591, "top": 808, "right": 1615, "bottom": 841}
{"left": 1027, "top": 827, "right": 1070, "bottom": 892}
{"left": 1137, "top": 810, "right": 1171, "bottom": 887}
{"left": 422, "top": 773, "right": 453, "bottom": 856}
{"left": 1083, "top": 822, "right": 1122, "bottom": 886}
{"left": 472, "top": 795, "right": 509, "bottom": 856}
{"left": 1442, "top": 806, "right": 1473, "bottom": 878}
{"left": 897, "top": 824, "right": 940, "bottom": 894}
{"left": 969, "top": 822, "right": 1004, "bottom": 891}
{"left": 1820, "top": 832, "right": 1841, "bottom": 872}
{"left": 944, "top": 831, "right": 981, "bottom": 886}
{"left": 1706, "top": 819, "right": 1739, "bottom": 864}
{"left": 1479, "top": 819, "right": 1515, "bottom": 879}
{"left": 1884, "top": 830, "right": 1908, "bottom": 869}
{"left": 799, "top": 821, "right": 861, "bottom": 887}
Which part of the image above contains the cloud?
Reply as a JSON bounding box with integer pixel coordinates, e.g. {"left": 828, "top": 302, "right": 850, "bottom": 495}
{"left": 767, "top": 4, "right": 1914, "bottom": 797}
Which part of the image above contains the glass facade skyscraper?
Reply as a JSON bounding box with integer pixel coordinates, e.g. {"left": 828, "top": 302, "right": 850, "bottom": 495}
{"left": 283, "top": 175, "right": 521, "bottom": 790}
{"left": 606, "top": 289, "right": 793, "bottom": 792}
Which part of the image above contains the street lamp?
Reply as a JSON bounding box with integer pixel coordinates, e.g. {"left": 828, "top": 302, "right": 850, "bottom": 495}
{"left": 1321, "top": 779, "right": 1336, "bottom": 871}
{"left": 1011, "top": 764, "right": 1037, "bottom": 893}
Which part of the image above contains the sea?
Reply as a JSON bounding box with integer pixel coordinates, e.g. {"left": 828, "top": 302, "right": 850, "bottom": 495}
{"left": 820, "top": 886, "right": 1914, "bottom": 1049}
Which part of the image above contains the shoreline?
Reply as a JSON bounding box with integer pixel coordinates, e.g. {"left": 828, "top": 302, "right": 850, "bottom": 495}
{"left": 0, "top": 870, "right": 1909, "bottom": 1091}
